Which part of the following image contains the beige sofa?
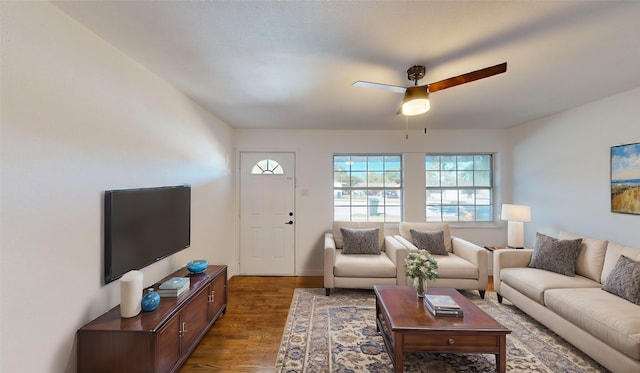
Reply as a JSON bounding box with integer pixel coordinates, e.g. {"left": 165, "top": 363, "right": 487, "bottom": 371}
{"left": 494, "top": 232, "right": 640, "bottom": 373}
{"left": 324, "top": 221, "right": 488, "bottom": 298}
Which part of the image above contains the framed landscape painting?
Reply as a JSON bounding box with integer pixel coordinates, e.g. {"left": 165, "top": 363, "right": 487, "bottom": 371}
{"left": 611, "top": 142, "right": 640, "bottom": 215}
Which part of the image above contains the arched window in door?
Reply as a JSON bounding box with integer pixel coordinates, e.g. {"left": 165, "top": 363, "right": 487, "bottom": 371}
{"left": 251, "top": 159, "right": 284, "bottom": 175}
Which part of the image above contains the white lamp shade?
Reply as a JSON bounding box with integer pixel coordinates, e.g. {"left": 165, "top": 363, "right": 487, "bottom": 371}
{"left": 501, "top": 204, "right": 531, "bottom": 248}
{"left": 501, "top": 204, "right": 531, "bottom": 222}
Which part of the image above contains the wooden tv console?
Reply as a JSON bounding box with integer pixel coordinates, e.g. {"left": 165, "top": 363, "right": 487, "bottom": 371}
{"left": 77, "top": 265, "right": 227, "bottom": 373}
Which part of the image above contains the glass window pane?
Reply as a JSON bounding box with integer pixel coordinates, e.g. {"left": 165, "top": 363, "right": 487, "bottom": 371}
{"left": 384, "top": 155, "right": 401, "bottom": 171}
{"left": 442, "top": 189, "right": 458, "bottom": 204}
{"left": 368, "top": 156, "right": 384, "bottom": 171}
{"left": 350, "top": 156, "right": 367, "bottom": 171}
{"left": 442, "top": 205, "right": 458, "bottom": 221}
{"left": 384, "top": 171, "right": 401, "bottom": 187}
{"left": 350, "top": 171, "right": 366, "bottom": 187}
{"left": 459, "top": 189, "right": 474, "bottom": 204}
{"left": 476, "top": 189, "right": 491, "bottom": 205}
{"left": 426, "top": 189, "right": 442, "bottom": 205}
{"left": 474, "top": 171, "right": 491, "bottom": 187}
{"left": 457, "top": 171, "right": 473, "bottom": 186}
{"left": 459, "top": 206, "right": 475, "bottom": 221}
{"left": 351, "top": 206, "right": 368, "bottom": 221}
{"left": 251, "top": 159, "right": 283, "bottom": 174}
{"left": 475, "top": 206, "right": 492, "bottom": 221}
{"left": 367, "top": 171, "right": 383, "bottom": 186}
{"left": 334, "top": 206, "right": 350, "bottom": 221}
{"left": 426, "top": 206, "right": 443, "bottom": 221}
{"left": 457, "top": 155, "right": 474, "bottom": 170}
{"left": 334, "top": 171, "right": 348, "bottom": 187}
{"left": 426, "top": 171, "right": 440, "bottom": 187}
{"left": 441, "top": 171, "right": 457, "bottom": 186}
{"left": 334, "top": 155, "right": 350, "bottom": 171}
{"left": 474, "top": 155, "right": 491, "bottom": 170}
{"left": 425, "top": 155, "right": 440, "bottom": 170}
{"left": 441, "top": 156, "right": 456, "bottom": 170}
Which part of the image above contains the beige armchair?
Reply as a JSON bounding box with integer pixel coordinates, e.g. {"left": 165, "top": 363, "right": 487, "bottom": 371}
{"left": 324, "top": 221, "right": 409, "bottom": 296}
{"left": 393, "top": 222, "right": 488, "bottom": 298}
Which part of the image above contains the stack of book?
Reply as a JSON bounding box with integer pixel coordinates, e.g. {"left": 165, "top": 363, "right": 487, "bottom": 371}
{"left": 424, "top": 294, "right": 464, "bottom": 317}
{"left": 158, "top": 277, "right": 190, "bottom": 298}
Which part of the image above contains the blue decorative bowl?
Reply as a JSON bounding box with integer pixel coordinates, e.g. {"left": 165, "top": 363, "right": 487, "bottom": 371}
{"left": 186, "top": 259, "right": 208, "bottom": 274}
{"left": 141, "top": 289, "right": 160, "bottom": 312}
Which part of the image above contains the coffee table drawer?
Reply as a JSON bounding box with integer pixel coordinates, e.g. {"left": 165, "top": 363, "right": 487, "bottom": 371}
{"left": 404, "top": 333, "right": 501, "bottom": 352}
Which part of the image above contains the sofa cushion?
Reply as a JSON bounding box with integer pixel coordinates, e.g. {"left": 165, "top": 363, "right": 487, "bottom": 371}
{"left": 558, "top": 232, "right": 607, "bottom": 283}
{"left": 333, "top": 250, "right": 396, "bottom": 278}
{"left": 545, "top": 287, "right": 640, "bottom": 360}
{"left": 601, "top": 241, "right": 640, "bottom": 283}
{"left": 500, "top": 267, "right": 600, "bottom": 305}
{"left": 529, "top": 232, "right": 582, "bottom": 276}
{"left": 332, "top": 221, "right": 384, "bottom": 250}
{"left": 340, "top": 227, "right": 380, "bottom": 255}
{"left": 399, "top": 222, "right": 452, "bottom": 252}
{"left": 431, "top": 253, "right": 478, "bottom": 280}
{"left": 410, "top": 229, "right": 448, "bottom": 256}
{"left": 602, "top": 255, "right": 640, "bottom": 305}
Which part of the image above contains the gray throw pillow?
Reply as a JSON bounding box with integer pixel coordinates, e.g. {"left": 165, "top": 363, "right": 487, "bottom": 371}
{"left": 340, "top": 227, "right": 380, "bottom": 255}
{"left": 410, "top": 229, "right": 448, "bottom": 256}
{"left": 529, "top": 232, "right": 582, "bottom": 276}
{"left": 602, "top": 255, "right": 640, "bottom": 305}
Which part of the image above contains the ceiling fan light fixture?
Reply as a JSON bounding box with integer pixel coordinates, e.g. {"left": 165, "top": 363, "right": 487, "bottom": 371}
{"left": 401, "top": 86, "right": 430, "bottom": 116}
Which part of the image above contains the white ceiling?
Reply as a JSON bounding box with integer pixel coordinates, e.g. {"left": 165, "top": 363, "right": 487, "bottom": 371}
{"left": 53, "top": 1, "right": 640, "bottom": 131}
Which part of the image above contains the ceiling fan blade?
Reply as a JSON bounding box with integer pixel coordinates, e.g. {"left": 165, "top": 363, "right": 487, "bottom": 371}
{"left": 427, "top": 62, "right": 507, "bottom": 93}
{"left": 352, "top": 81, "right": 407, "bottom": 94}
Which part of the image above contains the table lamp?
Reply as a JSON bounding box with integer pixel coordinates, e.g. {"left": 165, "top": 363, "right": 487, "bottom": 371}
{"left": 501, "top": 204, "right": 531, "bottom": 249}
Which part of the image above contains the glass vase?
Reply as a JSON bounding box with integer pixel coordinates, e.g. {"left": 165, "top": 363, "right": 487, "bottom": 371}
{"left": 413, "top": 276, "right": 427, "bottom": 298}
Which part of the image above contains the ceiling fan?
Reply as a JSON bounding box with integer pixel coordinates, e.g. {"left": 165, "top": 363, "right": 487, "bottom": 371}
{"left": 353, "top": 62, "right": 507, "bottom": 116}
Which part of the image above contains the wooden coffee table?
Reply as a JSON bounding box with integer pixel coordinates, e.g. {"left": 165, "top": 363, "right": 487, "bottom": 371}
{"left": 374, "top": 285, "right": 511, "bottom": 373}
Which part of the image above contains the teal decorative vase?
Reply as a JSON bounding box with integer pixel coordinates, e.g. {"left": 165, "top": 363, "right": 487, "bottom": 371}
{"left": 141, "top": 288, "right": 160, "bottom": 312}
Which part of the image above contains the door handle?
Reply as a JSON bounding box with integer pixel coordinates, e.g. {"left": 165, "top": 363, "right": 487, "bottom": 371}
{"left": 285, "top": 220, "right": 294, "bottom": 225}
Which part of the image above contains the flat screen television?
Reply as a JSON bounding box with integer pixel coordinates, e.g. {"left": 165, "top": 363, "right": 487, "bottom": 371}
{"left": 104, "top": 185, "right": 191, "bottom": 284}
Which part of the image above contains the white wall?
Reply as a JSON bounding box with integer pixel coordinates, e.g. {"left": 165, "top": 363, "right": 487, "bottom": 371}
{"left": 509, "top": 87, "right": 640, "bottom": 248}
{"left": 0, "top": 3, "right": 235, "bottom": 372}
{"left": 235, "top": 128, "right": 511, "bottom": 276}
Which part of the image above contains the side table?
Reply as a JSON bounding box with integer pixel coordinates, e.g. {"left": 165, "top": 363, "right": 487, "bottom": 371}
{"left": 484, "top": 245, "right": 509, "bottom": 274}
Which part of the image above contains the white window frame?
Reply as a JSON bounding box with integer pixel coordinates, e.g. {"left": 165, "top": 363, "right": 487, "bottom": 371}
{"left": 333, "top": 154, "right": 403, "bottom": 222}
{"left": 425, "top": 153, "right": 494, "bottom": 223}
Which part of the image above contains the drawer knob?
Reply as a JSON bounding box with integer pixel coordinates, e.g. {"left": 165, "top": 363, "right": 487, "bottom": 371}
{"left": 448, "top": 338, "right": 455, "bottom": 345}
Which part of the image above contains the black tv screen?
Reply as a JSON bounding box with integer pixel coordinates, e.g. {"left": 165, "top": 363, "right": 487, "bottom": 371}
{"left": 104, "top": 185, "right": 191, "bottom": 284}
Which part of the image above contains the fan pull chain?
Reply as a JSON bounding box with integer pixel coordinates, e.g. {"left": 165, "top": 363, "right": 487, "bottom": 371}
{"left": 405, "top": 116, "right": 409, "bottom": 140}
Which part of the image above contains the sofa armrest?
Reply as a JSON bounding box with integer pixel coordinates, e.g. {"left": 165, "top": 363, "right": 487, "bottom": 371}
{"left": 393, "top": 234, "right": 418, "bottom": 250}
{"left": 324, "top": 233, "right": 337, "bottom": 289}
{"left": 493, "top": 249, "right": 533, "bottom": 294}
{"left": 384, "top": 236, "right": 409, "bottom": 285}
{"left": 451, "top": 237, "right": 488, "bottom": 290}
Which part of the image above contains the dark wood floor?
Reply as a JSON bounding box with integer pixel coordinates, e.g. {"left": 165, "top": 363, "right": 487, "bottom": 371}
{"left": 179, "top": 275, "right": 324, "bottom": 373}
{"left": 179, "top": 275, "right": 494, "bottom": 372}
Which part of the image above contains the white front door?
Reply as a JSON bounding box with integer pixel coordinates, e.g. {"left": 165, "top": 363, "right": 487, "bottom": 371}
{"left": 239, "top": 152, "right": 295, "bottom": 275}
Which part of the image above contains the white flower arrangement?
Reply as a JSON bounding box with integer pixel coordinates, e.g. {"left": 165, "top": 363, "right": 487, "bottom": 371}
{"left": 404, "top": 251, "right": 439, "bottom": 280}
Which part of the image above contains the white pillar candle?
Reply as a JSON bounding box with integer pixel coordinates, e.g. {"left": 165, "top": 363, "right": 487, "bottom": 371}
{"left": 120, "top": 270, "right": 143, "bottom": 318}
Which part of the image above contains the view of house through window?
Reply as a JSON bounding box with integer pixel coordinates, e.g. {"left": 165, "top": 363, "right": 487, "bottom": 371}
{"left": 425, "top": 154, "right": 493, "bottom": 222}
{"left": 333, "top": 154, "right": 402, "bottom": 222}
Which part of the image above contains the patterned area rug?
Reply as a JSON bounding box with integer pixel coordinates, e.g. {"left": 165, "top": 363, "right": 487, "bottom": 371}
{"left": 275, "top": 288, "right": 608, "bottom": 373}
